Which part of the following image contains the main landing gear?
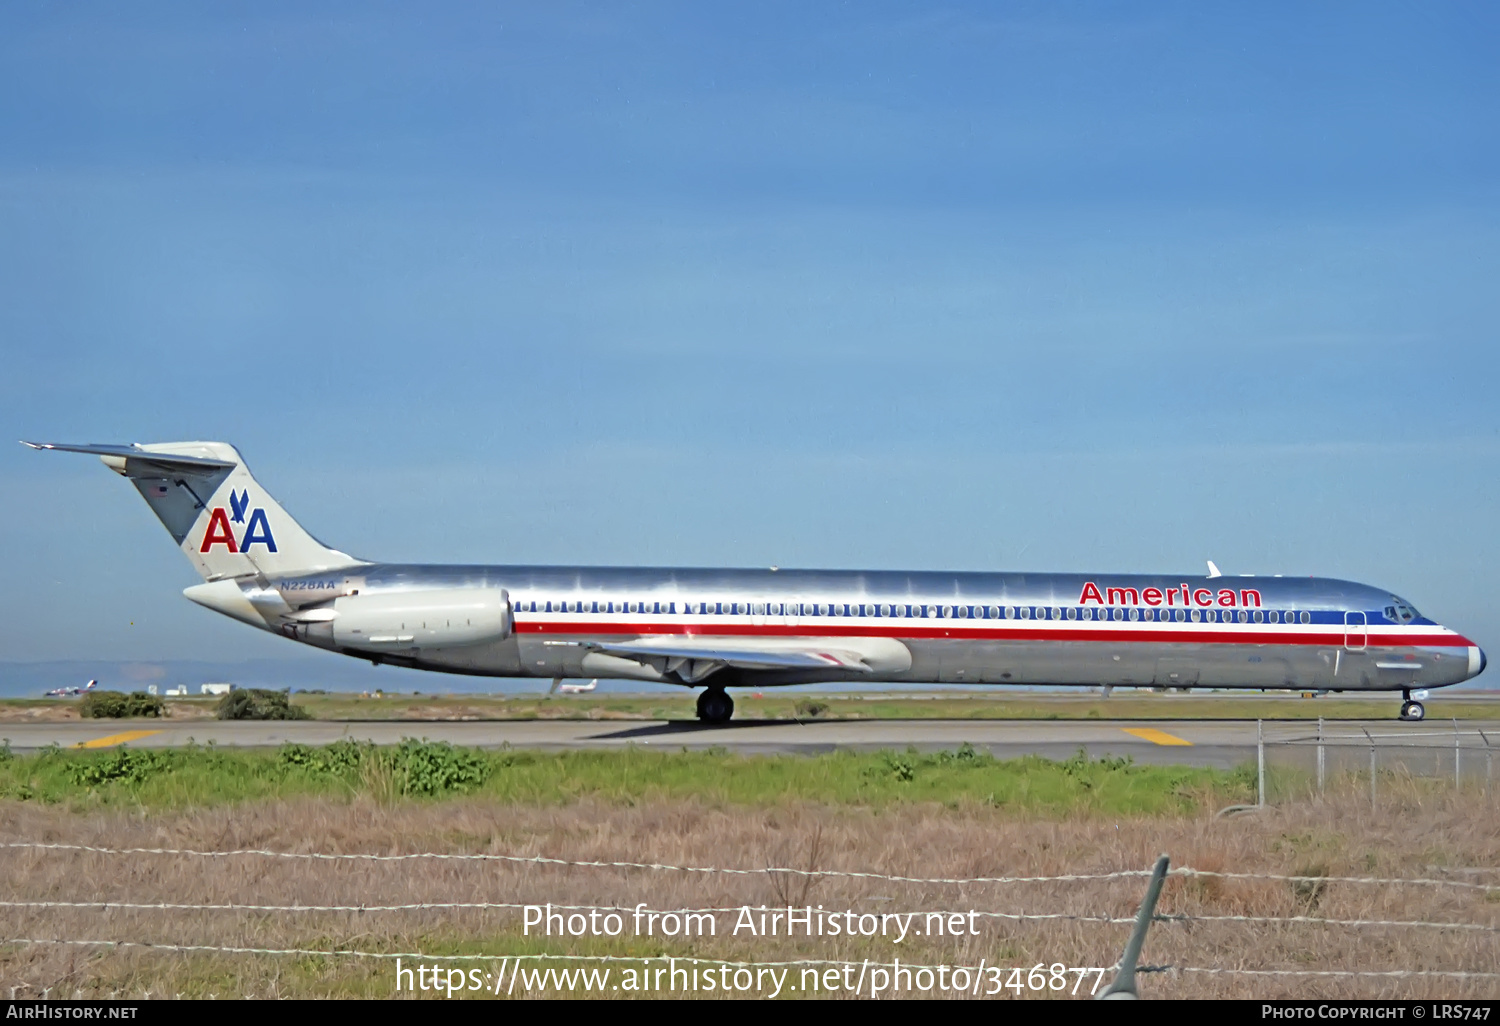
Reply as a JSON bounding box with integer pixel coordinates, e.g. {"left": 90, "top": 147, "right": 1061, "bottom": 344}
{"left": 696, "top": 687, "right": 734, "bottom": 724}
{"left": 1399, "top": 689, "right": 1425, "bottom": 722}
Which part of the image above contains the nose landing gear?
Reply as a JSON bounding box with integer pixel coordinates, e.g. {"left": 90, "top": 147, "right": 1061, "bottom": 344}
{"left": 696, "top": 687, "right": 734, "bottom": 724}
{"left": 1399, "top": 689, "right": 1425, "bottom": 722}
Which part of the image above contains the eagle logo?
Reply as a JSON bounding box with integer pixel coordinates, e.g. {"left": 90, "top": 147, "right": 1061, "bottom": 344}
{"left": 228, "top": 489, "right": 250, "bottom": 524}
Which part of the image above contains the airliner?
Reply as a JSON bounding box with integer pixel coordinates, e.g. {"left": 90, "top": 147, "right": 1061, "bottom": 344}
{"left": 26, "top": 441, "right": 1486, "bottom": 723}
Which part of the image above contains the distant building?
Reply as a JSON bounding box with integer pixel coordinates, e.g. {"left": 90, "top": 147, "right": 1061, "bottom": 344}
{"left": 200, "top": 683, "right": 233, "bottom": 696}
{"left": 164, "top": 686, "right": 189, "bottom": 697}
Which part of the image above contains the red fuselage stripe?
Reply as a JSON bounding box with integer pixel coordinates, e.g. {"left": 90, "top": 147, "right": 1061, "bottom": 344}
{"left": 513, "top": 620, "right": 1473, "bottom": 648}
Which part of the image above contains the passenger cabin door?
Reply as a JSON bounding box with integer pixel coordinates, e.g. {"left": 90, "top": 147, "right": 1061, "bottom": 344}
{"left": 1344, "top": 611, "right": 1367, "bottom": 651}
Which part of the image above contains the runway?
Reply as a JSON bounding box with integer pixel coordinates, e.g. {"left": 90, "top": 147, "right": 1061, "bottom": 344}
{"left": 3, "top": 717, "right": 1472, "bottom": 768}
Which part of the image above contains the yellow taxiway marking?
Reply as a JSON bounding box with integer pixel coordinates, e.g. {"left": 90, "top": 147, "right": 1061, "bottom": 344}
{"left": 1121, "top": 727, "right": 1193, "bottom": 747}
{"left": 74, "top": 730, "right": 162, "bottom": 750}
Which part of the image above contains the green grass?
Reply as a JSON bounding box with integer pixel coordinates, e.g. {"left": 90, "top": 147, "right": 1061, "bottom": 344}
{"left": 0, "top": 739, "right": 1252, "bottom": 816}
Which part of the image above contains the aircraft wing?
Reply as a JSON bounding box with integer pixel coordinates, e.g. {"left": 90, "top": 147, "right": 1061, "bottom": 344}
{"left": 592, "top": 637, "right": 872, "bottom": 672}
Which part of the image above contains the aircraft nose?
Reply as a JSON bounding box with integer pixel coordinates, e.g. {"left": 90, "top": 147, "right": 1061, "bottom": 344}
{"left": 1477, "top": 646, "right": 1488, "bottom": 678}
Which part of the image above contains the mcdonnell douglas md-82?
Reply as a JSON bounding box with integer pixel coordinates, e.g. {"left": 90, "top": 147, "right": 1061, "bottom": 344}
{"left": 26, "top": 440, "right": 1486, "bottom": 723}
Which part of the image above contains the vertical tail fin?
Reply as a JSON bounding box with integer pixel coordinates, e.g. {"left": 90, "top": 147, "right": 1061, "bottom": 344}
{"left": 24, "top": 441, "right": 365, "bottom": 580}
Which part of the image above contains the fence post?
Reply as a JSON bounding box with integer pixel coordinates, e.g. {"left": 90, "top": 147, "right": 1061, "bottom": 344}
{"left": 1454, "top": 718, "right": 1462, "bottom": 791}
{"left": 1317, "top": 717, "right": 1325, "bottom": 795}
{"left": 1480, "top": 729, "right": 1492, "bottom": 799}
{"left": 1096, "top": 854, "right": 1171, "bottom": 1000}
{"left": 1362, "top": 727, "right": 1376, "bottom": 808}
{"left": 1257, "top": 719, "right": 1266, "bottom": 807}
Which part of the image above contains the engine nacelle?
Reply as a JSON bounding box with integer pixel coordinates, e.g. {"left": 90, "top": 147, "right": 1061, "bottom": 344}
{"left": 330, "top": 588, "right": 511, "bottom": 650}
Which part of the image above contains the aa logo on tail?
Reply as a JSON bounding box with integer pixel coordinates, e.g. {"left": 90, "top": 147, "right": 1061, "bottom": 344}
{"left": 200, "top": 489, "right": 277, "bottom": 553}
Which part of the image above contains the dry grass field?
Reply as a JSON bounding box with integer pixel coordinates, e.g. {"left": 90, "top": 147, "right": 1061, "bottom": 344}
{"left": 2, "top": 772, "right": 1497, "bottom": 1000}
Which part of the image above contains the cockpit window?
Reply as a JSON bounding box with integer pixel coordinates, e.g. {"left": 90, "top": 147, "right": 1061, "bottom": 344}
{"left": 1387, "top": 599, "right": 1418, "bottom": 623}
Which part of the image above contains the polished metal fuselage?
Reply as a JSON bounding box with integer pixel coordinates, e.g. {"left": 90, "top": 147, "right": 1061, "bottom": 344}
{"left": 260, "top": 564, "right": 1484, "bottom": 692}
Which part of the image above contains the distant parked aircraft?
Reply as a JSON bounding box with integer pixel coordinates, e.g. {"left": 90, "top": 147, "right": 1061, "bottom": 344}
{"left": 44, "top": 679, "right": 96, "bottom": 698}
{"left": 24, "top": 440, "right": 1487, "bottom": 723}
{"left": 549, "top": 678, "right": 599, "bottom": 695}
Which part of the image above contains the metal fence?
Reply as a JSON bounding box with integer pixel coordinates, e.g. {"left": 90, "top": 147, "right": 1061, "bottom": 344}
{"left": 1255, "top": 718, "right": 1498, "bottom": 806}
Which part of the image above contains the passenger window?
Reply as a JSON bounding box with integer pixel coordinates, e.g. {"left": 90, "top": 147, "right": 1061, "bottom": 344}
{"left": 1300, "top": 610, "right": 1312, "bottom": 624}
{"left": 1190, "top": 608, "right": 1200, "bottom": 622}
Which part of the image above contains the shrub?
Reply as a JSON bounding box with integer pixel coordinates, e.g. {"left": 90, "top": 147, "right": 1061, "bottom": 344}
{"left": 794, "top": 700, "right": 829, "bottom": 719}
{"left": 389, "top": 738, "right": 488, "bottom": 796}
{"left": 276, "top": 738, "right": 488, "bottom": 797}
{"left": 68, "top": 747, "right": 171, "bottom": 786}
{"left": 216, "top": 689, "right": 310, "bottom": 721}
{"left": 80, "top": 690, "right": 165, "bottom": 719}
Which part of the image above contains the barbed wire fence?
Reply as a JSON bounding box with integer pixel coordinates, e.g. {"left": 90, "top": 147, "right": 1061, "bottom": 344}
{"left": 2, "top": 841, "right": 1497, "bottom": 998}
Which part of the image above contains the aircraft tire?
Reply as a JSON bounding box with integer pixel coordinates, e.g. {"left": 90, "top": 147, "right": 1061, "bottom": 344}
{"left": 1399, "top": 700, "right": 1425, "bottom": 722}
{"left": 696, "top": 688, "right": 734, "bottom": 724}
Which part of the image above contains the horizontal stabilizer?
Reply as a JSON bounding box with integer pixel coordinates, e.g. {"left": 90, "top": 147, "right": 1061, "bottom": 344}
{"left": 21, "top": 441, "right": 236, "bottom": 472}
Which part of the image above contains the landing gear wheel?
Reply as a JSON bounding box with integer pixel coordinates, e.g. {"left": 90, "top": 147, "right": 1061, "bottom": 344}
{"left": 1399, "top": 700, "right": 1425, "bottom": 722}
{"left": 696, "top": 688, "right": 734, "bottom": 724}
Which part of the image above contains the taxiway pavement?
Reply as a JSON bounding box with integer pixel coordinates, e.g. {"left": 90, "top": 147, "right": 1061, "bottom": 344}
{"left": 2, "top": 717, "right": 1473, "bottom": 769}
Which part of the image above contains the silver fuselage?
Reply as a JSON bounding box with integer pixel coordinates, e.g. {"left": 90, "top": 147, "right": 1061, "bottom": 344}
{"left": 253, "top": 565, "right": 1484, "bottom": 692}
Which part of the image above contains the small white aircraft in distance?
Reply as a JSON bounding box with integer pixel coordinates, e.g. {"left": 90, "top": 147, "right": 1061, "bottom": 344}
{"left": 45, "top": 679, "right": 97, "bottom": 698}
{"left": 549, "top": 678, "right": 599, "bottom": 695}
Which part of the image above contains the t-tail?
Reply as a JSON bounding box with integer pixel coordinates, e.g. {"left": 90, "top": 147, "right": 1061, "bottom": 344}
{"left": 22, "top": 441, "right": 365, "bottom": 581}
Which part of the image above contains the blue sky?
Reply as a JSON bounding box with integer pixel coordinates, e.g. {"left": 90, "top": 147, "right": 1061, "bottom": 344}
{"left": 0, "top": 2, "right": 1496, "bottom": 682}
